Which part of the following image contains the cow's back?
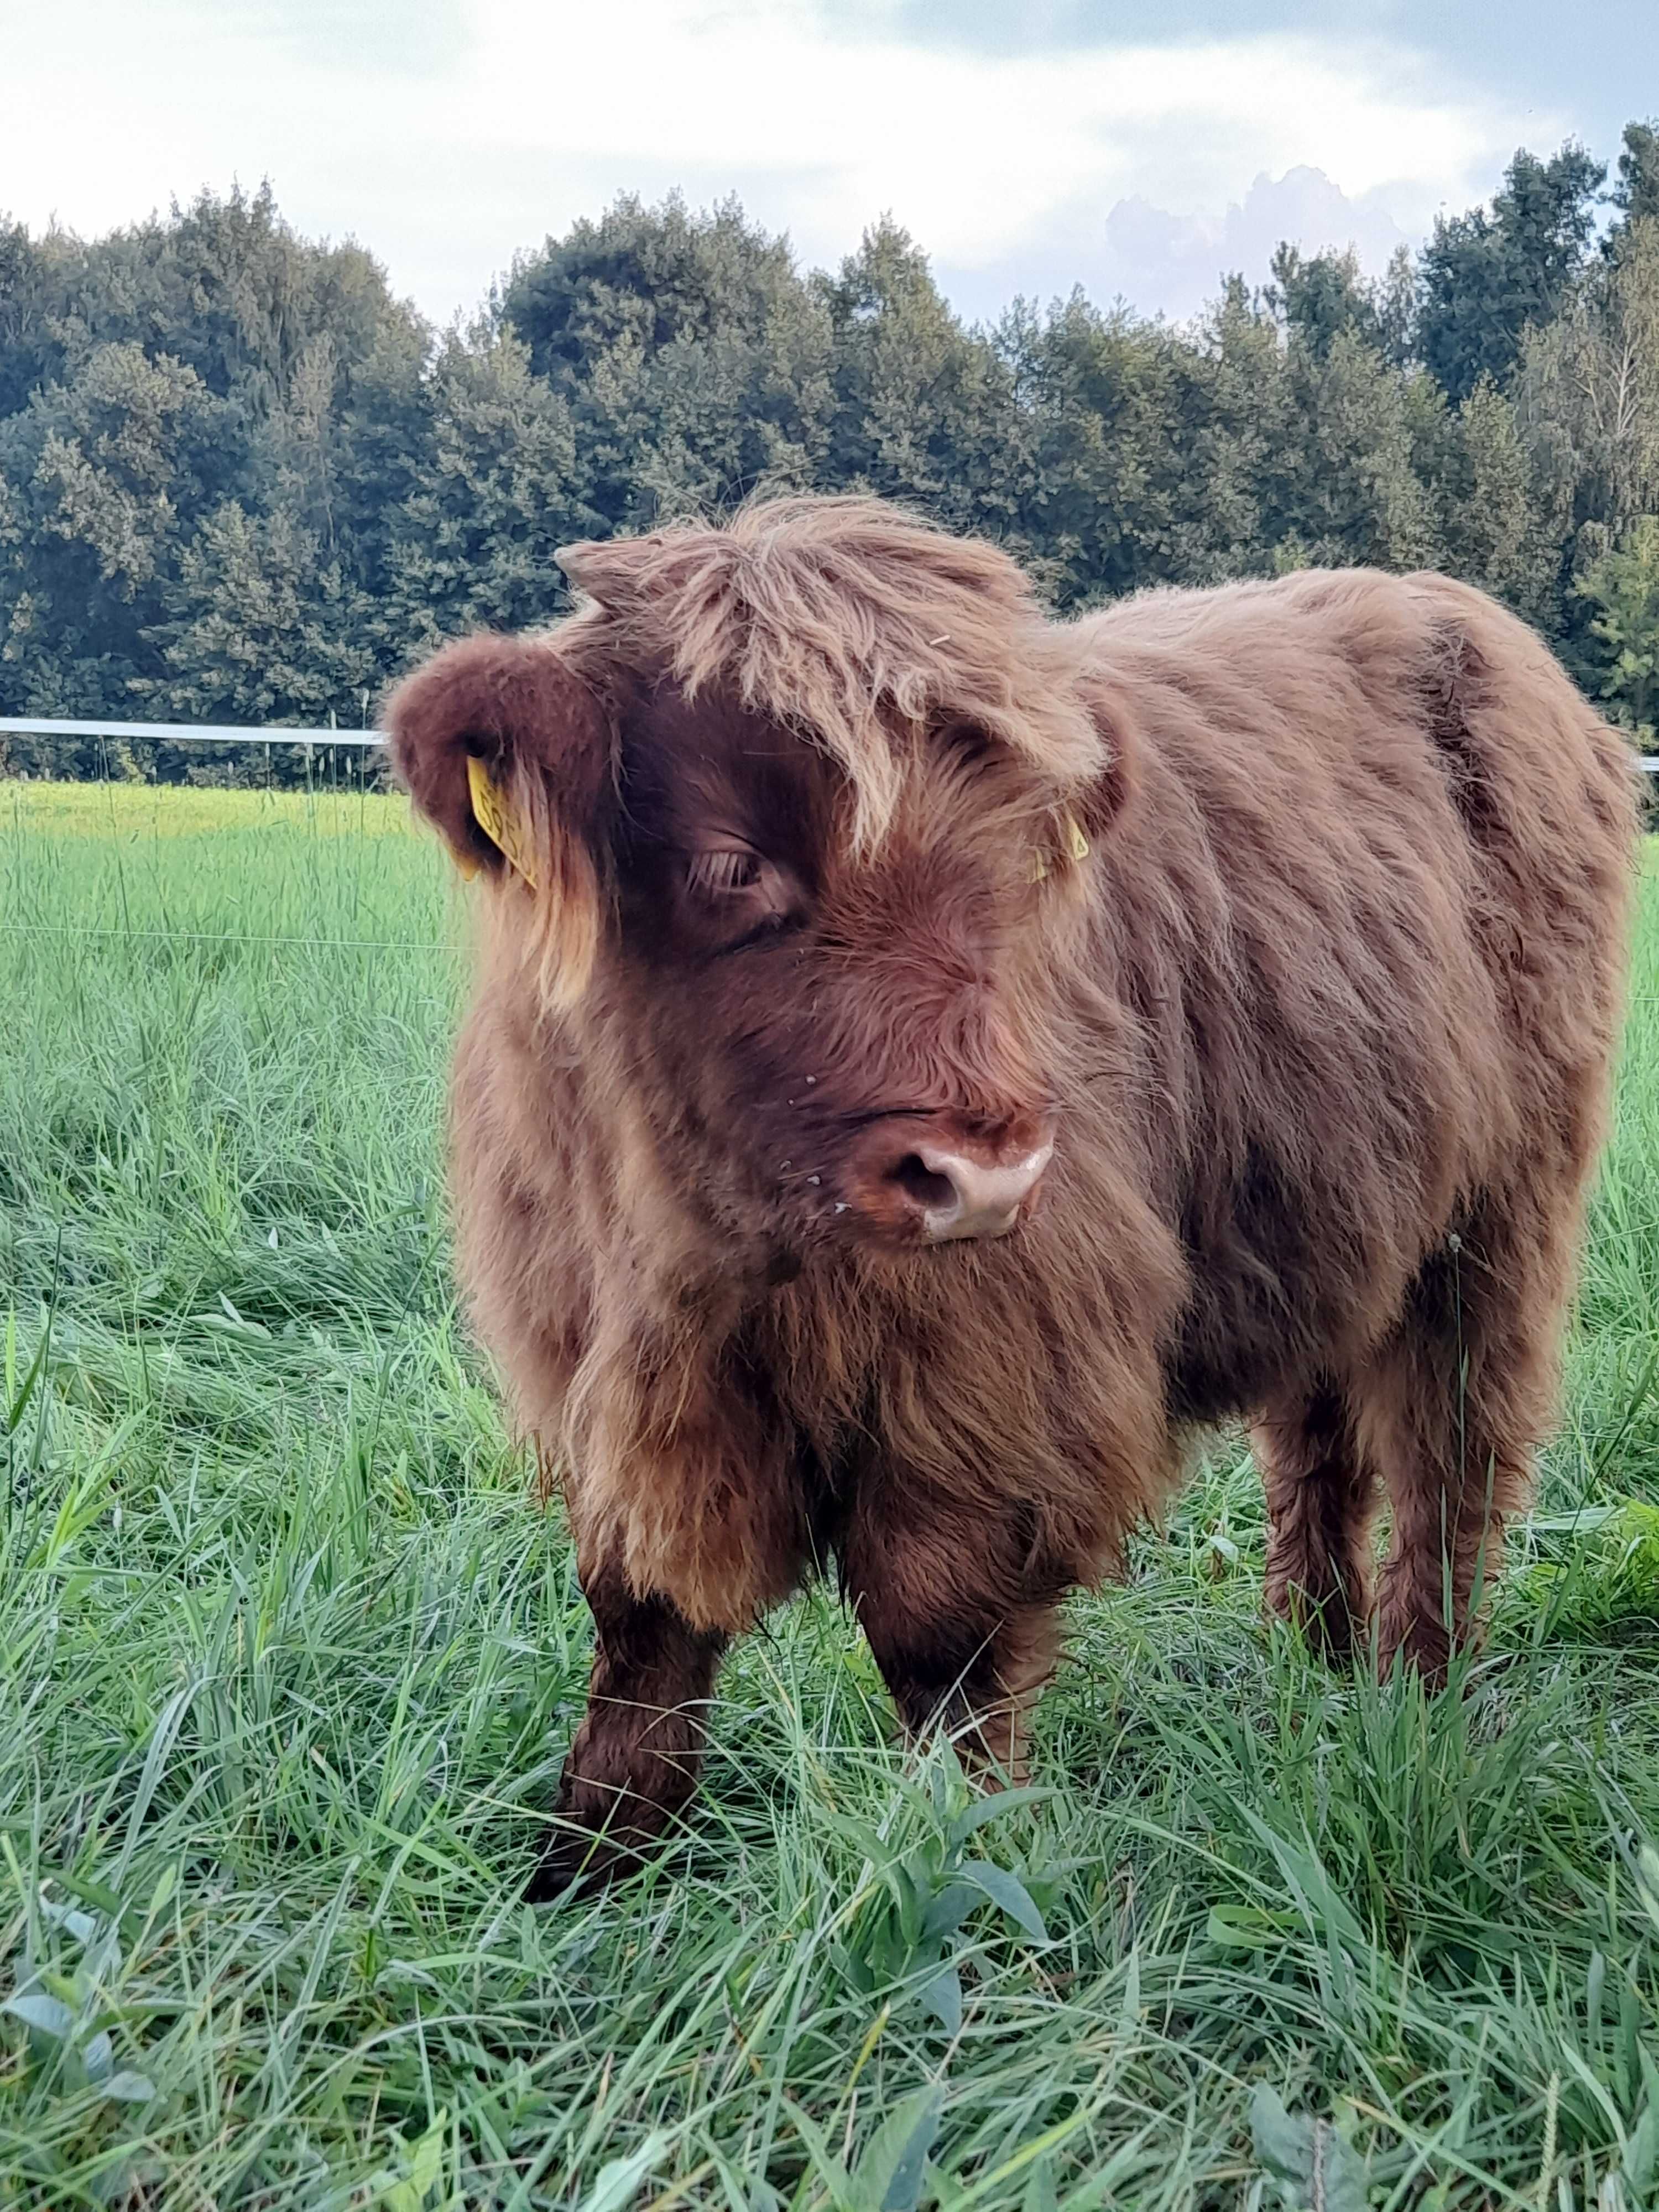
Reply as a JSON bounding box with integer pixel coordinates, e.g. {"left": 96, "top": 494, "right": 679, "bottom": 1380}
{"left": 1061, "top": 566, "right": 1638, "bottom": 1399}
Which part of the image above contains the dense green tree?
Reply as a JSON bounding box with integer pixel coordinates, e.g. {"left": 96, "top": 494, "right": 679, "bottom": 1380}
{"left": 1269, "top": 324, "right": 1438, "bottom": 572}
{"left": 1418, "top": 143, "right": 1605, "bottom": 401}
{"left": 503, "top": 194, "right": 834, "bottom": 531}
{"left": 62, "top": 185, "right": 421, "bottom": 413}
{"left": 0, "top": 217, "right": 69, "bottom": 421}
{"left": 1264, "top": 243, "right": 1418, "bottom": 371}
{"left": 142, "top": 500, "right": 375, "bottom": 726}
{"left": 0, "top": 187, "right": 430, "bottom": 728}
{"left": 1168, "top": 277, "right": 1291, "bottom": 583}
{"left": 4, "top": 133, "right": 1659, "bottom": 774}
{"left": 502, "top": 193, "right": 796, "bottom": 385}
{"left": 0, "top": 343, "right": 227, "bottom": 711}
{"left": 1574, "top": 515, "right": 1659, "bottom": 739}
{"left": 1267, "top": 245, "right": 1370, "bottom": 361}
{"left": 1433, "top": 377, "right": 1562, "bottom": 624}
{"left": 375, "top": 326, "right": 593, "bottom": 650}
{"left": 1520, "top": 215, "right": 1659, "bottom": 537}
{"left": 817, "top": 220, "right": 1031, "bottom": 543}
{"left": 1612, "top": 119, "right": 1659, "bottom": 227}
{"left": 1007, "top": 293, "right": 1197, "bottom": 606}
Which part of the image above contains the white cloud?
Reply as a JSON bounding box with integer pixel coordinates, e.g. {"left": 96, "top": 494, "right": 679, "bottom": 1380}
{"left": 938, "top": 163, "right": 1417, "bottom": 328}
{"left": 1110, "top": 168, "right": 1411, "bottom": 318}
{"left": 2, "top": 0, "right": 1551, "bottom": 324}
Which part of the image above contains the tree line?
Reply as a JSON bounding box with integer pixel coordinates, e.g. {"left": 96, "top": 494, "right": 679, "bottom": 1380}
{"left": 2, "top": 123, "right": 1657, "bottom": 785}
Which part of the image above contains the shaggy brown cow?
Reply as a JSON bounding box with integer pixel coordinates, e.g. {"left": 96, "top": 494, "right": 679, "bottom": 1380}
{"left": 386, "top": 496, "right": 1637, "bottom": 1897}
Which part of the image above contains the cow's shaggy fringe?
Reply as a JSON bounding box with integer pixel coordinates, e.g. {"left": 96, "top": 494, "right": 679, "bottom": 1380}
{"left": 556, "top": 496, "right": 1110, "bottom": 854}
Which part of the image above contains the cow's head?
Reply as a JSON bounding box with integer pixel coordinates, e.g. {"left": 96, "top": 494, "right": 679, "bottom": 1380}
{"left": 387, "top": 498, "right": 1135, "bottom": 1263}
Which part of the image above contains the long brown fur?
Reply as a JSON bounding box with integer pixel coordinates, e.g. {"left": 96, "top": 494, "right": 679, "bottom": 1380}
{"left": 384, "top": 495, "right": 1639, "bottom": 1895}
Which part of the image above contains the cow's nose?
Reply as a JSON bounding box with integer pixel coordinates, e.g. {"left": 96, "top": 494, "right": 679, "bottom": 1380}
{"left": 883, "top": 1139, "right": 1053, "bottom": 1242}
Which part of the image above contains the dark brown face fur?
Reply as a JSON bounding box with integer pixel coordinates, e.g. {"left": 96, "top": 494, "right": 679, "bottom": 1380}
{"left": 589, "top": 680, "right": 1068, "bottom": 1260}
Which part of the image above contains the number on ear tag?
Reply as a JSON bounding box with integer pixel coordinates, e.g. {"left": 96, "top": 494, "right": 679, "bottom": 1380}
{"left": 466, "top": 755, "right": 541, "bottom": 889}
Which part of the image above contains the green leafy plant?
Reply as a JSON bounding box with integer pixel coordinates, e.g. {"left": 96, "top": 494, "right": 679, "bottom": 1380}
{"left": 1, "top": 1895, "right": 157, "bottom": 2110}
{"left": 830, "top": 1756, "right": 1054, "bottom": 2036}
{"left": 784, "top": 2085, "right": 943, "bottom": 2212}
{"left": 1250, "top": 2085, "right": 1368, "bottom": 2212}
{"left": 1515, "top": 1494, "right": 1659, "bottom": 1630}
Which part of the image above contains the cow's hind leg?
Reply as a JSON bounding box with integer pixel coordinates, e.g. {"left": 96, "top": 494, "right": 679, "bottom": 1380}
{"left": 1358, "top": 1199, "right": 1567, "bottom": 1685}
{"left": 528, "top": 1567, "right": 727, "bottom": 1900}
{"left": 1256, "top": 1379, "right": 1378, "bottom": 1663}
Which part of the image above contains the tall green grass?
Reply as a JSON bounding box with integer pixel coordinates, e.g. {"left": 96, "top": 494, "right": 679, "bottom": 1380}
{"left": 2, "top": 785, "right": 1658, "bottom": 2209}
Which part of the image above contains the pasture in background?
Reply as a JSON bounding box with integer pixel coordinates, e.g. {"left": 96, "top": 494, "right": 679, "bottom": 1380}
{"left": 2, "top": 779, "right": 1659, "bottom": 2207}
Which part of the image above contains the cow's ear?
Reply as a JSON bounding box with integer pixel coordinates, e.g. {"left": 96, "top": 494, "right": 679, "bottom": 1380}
{"left": 1071, "top": 677, "right": 1140, "bottom": 843}
{"left": 384, "top": 632, "right": 615, "bottom": 1006}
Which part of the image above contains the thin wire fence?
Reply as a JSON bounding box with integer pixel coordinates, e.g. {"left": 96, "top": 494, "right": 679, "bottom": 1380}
{"left": 0, "top": 719, "right": 439, "bottom": 958}
{"left": 1, "top": 717, "right": 1656, "bottom": 983}
{"left": 0, "top": 922, "right": 452, "bottom": 953}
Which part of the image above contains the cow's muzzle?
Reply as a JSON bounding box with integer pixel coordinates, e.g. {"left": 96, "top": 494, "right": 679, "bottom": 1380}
{"left": 841, "top": 1114, "right": 1056, "bottom": 1244}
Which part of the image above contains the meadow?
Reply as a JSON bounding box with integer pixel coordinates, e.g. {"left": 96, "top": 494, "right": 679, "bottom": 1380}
{"left": 2, "top": 776, "right": 1658, "bottom": 2210}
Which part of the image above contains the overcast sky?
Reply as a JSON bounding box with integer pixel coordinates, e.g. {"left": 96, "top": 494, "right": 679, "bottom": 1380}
{"left": 6, "top": 0, "right": 1653, "bottom": 330}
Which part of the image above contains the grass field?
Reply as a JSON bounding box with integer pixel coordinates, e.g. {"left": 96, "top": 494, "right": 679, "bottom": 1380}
{"left": 2, "top": 781, "right": 1659, "bottom": 2210}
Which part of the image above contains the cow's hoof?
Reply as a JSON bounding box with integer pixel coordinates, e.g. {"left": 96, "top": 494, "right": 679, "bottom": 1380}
{"left": 524, "top": 1827, "right": 615, "bottom": 1902}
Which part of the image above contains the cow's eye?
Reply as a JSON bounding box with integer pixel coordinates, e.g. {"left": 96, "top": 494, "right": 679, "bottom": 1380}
{"left": 682, "top": 845, "right": 802, "bottom": 954}
{"left": 688, "top": 848, "right": 764, "bottom": 896}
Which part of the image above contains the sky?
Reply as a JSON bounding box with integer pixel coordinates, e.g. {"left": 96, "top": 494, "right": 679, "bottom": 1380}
{"left": 4, "top": 0, "right": 1655, "bottom": 330}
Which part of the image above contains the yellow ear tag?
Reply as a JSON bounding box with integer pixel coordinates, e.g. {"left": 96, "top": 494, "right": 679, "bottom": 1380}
{"left": 1030, "top": 814, "right": 1090, "bottom": 883}
{"left": 466, "top": 754, "right": 540, "bottom": 890}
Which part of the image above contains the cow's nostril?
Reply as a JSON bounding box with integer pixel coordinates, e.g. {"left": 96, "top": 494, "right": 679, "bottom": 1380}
{"left": 843, "top": 1122, "right": 1055, "bottom": 1245}
{"left": 888, "top": 1154, "right": 959, "bottom": 1213}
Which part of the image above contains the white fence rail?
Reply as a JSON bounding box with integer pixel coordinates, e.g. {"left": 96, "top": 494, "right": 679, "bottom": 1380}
{"left": 1, "top": 715, "right": 1656, "bottom": 771}
{"left": 0, "top": 716, "right": 384, "bottom": 748}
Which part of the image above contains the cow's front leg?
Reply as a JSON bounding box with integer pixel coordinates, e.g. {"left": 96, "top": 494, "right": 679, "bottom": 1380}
{"left": 839, "top": 1492, "right": 1068, "bottom": 1785}
{"left": 528, "top": 1564, "right": 727, "bottom": 1900}
{"left": 531, "top": 1313, "right": 818, "bottom": 1897}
